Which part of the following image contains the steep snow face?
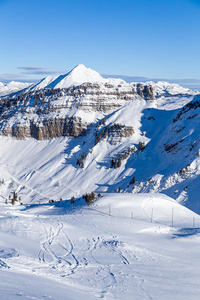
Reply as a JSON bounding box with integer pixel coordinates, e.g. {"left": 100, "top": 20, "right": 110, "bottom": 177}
{"left": 0, "top": 81, "right": 31, "bottom": 96}
{"left": 124, "top": 96, "right": 200, "bottom": 212}
{"left": 28, "top": 75, "right": 59, "bottom": 91}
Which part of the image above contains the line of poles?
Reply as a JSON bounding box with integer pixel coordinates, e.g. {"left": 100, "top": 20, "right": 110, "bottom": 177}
{"left": 107, "top": 206, "right": 198, "bottom": 228}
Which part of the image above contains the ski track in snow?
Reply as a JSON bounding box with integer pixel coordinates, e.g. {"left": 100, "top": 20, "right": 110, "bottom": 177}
{"left": 2, "top": 214, "right": 155, "bottom": 299}
{"left": 0, "top": 197, "right": 199, "bottom": 299}
{"left": 37, "top": 220, "right": 79, "bottom": 277}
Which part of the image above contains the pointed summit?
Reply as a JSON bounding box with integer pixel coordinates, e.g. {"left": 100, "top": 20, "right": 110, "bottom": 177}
{"left": 51, "top": 64, "right": 104, "bottom": 89}
{"left": 31, "top": 64, "right": 104, "bottom": 91}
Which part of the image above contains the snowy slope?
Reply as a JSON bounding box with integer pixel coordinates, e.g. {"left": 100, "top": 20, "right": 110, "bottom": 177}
{"left": 121, "top": 95, "right": 200, "bottom": 212}
{"left": 0, "top": 193, "right": 199, "bottom": 299}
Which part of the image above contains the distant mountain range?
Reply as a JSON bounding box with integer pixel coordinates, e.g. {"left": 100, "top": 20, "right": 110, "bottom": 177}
{"left": 102, "top": 74, "right": 200, "bottom": 90}
{"left": 1, "top": 68, "right": 200, "bottom": 90}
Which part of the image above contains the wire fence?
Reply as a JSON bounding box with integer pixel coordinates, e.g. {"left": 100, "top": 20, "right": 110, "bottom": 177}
{"left": 89, "top": 205, "right": 200, "bottom": 229}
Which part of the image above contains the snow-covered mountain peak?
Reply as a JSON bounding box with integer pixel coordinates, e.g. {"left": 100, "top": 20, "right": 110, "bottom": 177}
{"left": 69, "top": 63, "right": 102, "bottom": 79}
{"left": 30, "top": 64, "right": 104, "bottom": 91}
{"left": 0, "top": 81, "right": 32, "bottom": 96}
{"left": 54, "top": 64, "right": 104, "bottom": 89}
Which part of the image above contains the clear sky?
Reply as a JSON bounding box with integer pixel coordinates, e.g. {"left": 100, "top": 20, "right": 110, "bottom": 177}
{"left": 0, "top": 0, "right": 200, "bottom": 82}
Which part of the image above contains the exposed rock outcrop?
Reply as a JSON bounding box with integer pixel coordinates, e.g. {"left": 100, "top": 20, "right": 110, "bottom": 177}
{"left": 1, "top": 117, "right": 88, "bottom": 140}
{"left": 95, "top": 123, "right": 134, "bottom": 145}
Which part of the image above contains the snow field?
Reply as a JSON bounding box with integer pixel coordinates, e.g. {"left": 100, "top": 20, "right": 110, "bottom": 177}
{"left": 0, "top": 193, "right": 199, "bottom": 299}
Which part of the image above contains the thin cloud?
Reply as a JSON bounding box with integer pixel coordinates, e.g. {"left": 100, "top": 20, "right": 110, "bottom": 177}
{"left": 0, "top": 66, "right": 62, "bottom": 83}
{"left": 17, "top": 66, "right": 60, "bottom": 75}
{"left": 18, "top": 66, "right": 44, "bottom": 71}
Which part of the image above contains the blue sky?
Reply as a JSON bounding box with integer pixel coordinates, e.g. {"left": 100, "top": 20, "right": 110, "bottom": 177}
{"left": 0, "top": 0, "right": 200, "bottom": 82}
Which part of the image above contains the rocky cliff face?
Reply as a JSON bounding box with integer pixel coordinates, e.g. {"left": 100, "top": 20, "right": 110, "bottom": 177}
{"left": 3, "top": 117, "right": 88, "bottom": 139}
{"left": 0, "top": 81, "right": 155, "bottom": 140}
{"left": 95, "top": 123, "right": 134, "bottom": 145}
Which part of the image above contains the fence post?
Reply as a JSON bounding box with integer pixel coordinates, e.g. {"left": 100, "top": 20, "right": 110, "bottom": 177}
{"left": 151, "top": 208, "right": 153, "bottom": 223}
{"left": 193, "top": 217, "right": 195, "bottom": 229}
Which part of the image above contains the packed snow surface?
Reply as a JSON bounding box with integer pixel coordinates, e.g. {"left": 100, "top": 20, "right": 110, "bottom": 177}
{"left": 0, "top": 193, "right": 199, "bottom": 299}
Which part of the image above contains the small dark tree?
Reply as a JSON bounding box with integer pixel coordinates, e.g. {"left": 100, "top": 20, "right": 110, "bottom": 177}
{"left": 117, "top": 158, "right": 122, "bottom": 168}
{"left": 130, "top": 176, "right": 135, "bottom": 185}
{"left": 87, "top": 193, "right": 95, "bottom": 205}
{"left": 114, "top": 159, "right": 118, "bottom": 169}
{"left": 97, "top": 192, "right": 101, "bottom": 198}
{"left": 104, "top": 127, "right": 109, "bottom": 137}
{"left": 91, "top": 192, "right": 95, "bottom": 200}
{"left": 71, "top": 196, "right": 75, "bottom": 204}
{"left": 110, "top": 158, "right": 115, "bottom": 168}
{"left": 12, "top": 191, "right": 18, "bottom": 205}
{"left": 84, "top": 192, "right": 95, "bottom": 205}
{"left": 77, "top": 157, "right": 84, "bottom": 168}
{"left": 117, "top": 187, "right": 121, "bottom": 193}
{"left": 42, "top": 95, "right": 45, "bottom": 105}
{"left": 83, "top": 193, "right": 88, "bottom": 202}
{"left": 87, "top": 194, "right": 92, "bottom": 204}
{"left": 138, "top": 141, "right": 145, "bottom": 151}
{"left": 82, "top": 152, "right": 86, "bottom": 159}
